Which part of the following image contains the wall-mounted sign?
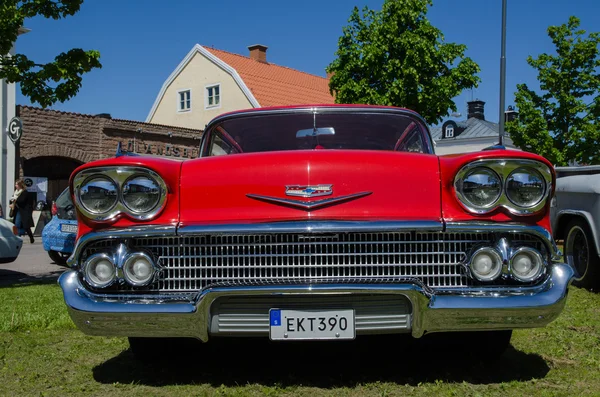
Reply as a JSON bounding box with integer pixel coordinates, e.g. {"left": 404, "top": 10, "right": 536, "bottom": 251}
{"left": 23, "top": 176, "right": 48, "bottom": 202}
{"left": 8, "top": 117, "right": 22, "bottom": 143}
{"left": 120, "top": 140, "right": 198, "bottom": 158}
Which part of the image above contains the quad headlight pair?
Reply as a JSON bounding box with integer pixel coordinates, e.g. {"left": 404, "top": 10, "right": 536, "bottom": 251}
{"left": 73, "top": 167, "right": 167, "bottom": 221}
{"left": 84, "top": 251, "right": 157, "bottom": 288}
{"left": 470, "top": 246, "right": 544, "bottom": 283}
{"left": 454, "top": 159, "right": 552, "bottom": 215}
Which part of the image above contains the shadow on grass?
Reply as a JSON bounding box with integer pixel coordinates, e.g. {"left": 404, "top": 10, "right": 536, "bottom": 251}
{"left": 0, "top": 268, "right": 63, "bottom": 288}
{"left": 93, "top": 335, "right": 550, "bottom": 388}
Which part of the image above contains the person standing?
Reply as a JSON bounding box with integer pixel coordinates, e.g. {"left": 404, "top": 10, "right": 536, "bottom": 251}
{"left": 9, "top": 179, "right": 35, "bottom": 243}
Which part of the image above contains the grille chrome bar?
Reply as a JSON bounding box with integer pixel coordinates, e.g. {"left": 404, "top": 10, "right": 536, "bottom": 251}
{"left": 81, "top": 228, "right": 547, "bottom": 293}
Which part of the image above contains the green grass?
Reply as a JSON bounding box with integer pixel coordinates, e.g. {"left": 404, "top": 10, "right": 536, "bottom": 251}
{"left": 0, "top": 283, "right": 599, "bottom": 396}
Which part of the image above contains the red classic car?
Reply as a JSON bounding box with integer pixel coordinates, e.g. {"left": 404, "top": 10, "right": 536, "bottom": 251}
{"left": 59, "top": 105, "right": 574, "bottom": 359}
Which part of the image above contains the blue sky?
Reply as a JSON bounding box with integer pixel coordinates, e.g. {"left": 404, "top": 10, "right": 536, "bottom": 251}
{"left": 14, "top": 0, "right": 600, "bottom": 126}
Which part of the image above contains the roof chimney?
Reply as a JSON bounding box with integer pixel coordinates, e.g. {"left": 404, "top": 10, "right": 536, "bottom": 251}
{"left": 467, "top": 99, "right": 485, "bottom": 120}
{"left": 248, "top": 44, "right": 268, "bottom": 63}
{"left": 504, "top": 105, "right": 518, "bottom": 123}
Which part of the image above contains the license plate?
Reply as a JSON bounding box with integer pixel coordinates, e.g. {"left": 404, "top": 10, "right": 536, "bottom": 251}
{"left": 269, "top": 309, "right": 355, "bottom": 341}
{"left": 60, "top": 224, "right": 78, "bottom": 234}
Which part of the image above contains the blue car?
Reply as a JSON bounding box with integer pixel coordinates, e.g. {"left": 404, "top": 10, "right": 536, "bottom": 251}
{"left": 42, "top": 188, "right": 77, "bottom": 266}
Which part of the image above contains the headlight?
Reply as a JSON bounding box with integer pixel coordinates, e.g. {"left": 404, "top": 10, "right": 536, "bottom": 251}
{"left": 122, "top": 176, "right": 162, "bottom": 213}
{"left": 506, "top": 168, "right": 546, "bottom": 208}
{"left": 73, "top": 167, "right": 168, "bottom": 221}
{"left": 456, "top": 167, "right": 502, "bottom": 210}
{"left": 123, "top": 252, "right": 156, "bottom": 286}
{"left": 79, "top": 176, "right": 118, "bottom": 214}
{"left": 510, "top": 247, "right": 544, "bottom": 282}
{"left": 469, "top": 247, "right": 503, "bottom": 281}
{"left": 83, "top": 253, "right": 116, "bottom": 288}
{"left": 454, "top": 159, "right": 552, "bottom": 215}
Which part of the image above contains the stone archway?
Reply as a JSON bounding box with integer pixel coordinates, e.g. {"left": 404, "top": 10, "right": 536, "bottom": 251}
{"left": 24, "top": 144, "right": 97, "bottom": 165}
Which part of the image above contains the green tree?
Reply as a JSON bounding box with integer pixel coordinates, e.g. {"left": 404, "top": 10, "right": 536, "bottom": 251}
{"left": 326, "top": 0, "right": 480, "bottom": 125}
{"left": 507, "top": 16, "right": 600, "bottom": 165}
{"left": 0, "top": 0, "right": 101, "bottom": 108}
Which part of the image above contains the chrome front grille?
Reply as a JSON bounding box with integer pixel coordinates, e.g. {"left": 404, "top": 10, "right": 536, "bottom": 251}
{"left": 81, "top": 231, "right": 547, "bottom": 292}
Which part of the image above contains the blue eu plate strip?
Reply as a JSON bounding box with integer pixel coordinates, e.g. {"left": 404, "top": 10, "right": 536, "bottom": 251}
{"left": 270, "top": 309, "right": 281, "bottom": 326}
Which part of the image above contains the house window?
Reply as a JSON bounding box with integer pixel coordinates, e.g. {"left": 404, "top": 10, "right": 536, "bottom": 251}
{"left": 444, "top": 125, "right": 454, "bottom": 138}
{"left": 178, "top": 90, "right": 191, "bottom": 112}
{"left": 206, "top": 84, "right": 221, "bottom": 108}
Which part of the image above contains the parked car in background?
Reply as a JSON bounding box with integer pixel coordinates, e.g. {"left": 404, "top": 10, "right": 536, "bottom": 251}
{"left": 551, "top": 166, "right": 600, "bottom": 288}
{"left": 42, "top": 188, "right": 77, "bottom": 265}
{"left": 59, "top": 105, "right": 574, "bottom": 360}
{"left": 0, "top": 217, "right": 23, "bottom": 263}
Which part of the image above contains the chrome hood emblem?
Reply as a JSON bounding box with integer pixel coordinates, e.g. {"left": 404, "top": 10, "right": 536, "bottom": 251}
{"left": 285, "top": 185, "right": 333, "bottom": 198}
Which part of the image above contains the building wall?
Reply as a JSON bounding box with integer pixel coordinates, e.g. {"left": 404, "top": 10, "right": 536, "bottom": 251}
{"left": 149, "top": 52, "right": 253, "bottom": 129}
{"left": 17, "top": 106, "right": 202, "bottom": 202}
{"left": 0, "top": 43, "right": 17, "bottom": 216}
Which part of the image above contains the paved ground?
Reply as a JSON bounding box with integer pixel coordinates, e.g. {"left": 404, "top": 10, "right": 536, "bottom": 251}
{"left": 0, "top": 239, "right": 68, "bottom": 286}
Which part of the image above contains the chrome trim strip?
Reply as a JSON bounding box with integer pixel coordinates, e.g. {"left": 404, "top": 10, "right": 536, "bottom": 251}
{"left": 68, "top": 221, "right": 560, "bottom": 266}
{"left": 454, "top": 159, "right": 553, "bottom": 216}
{"left": 246, "top": 192, "right": 372, "bottom": 210}
{"left": 59, "top": 263, "right": 574, "bottom": 341}
{"left": 177, "top": 220, "right": 444, "bottom": 235}
{"left": 73, "top": 167, "right": 169, "bottom": 222}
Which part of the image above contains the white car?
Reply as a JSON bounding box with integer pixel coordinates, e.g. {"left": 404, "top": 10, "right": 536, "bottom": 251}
{"left": 0, "top": 217, "right": 23, "bottom": 263}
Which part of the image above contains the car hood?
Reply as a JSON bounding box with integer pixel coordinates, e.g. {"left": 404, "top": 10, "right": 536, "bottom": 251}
{"left": 179, "top": 150, "right": 441, "bottom": 226}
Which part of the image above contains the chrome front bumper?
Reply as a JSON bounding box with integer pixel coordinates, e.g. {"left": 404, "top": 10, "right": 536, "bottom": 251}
{"left": 59, "top": 262, "right": 574, "bottom": 341}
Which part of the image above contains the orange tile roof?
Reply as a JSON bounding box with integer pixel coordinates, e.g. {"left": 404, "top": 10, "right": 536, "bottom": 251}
{"left": 204, "top": 47, "right": 335, "bottom": 107}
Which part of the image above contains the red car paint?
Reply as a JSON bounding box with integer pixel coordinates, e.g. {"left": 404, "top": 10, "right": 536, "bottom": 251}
{"left": 179, "top": 150, "right": 441, "bottom": 226}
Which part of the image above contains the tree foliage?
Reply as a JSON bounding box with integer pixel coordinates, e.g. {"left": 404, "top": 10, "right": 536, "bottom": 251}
{"left": 507, "top": 16, "right": 600, "bottom": 165}
{"left": 326, "top": 0, "right": 480, "bottom": 125}
{"left": 0, "top": 0, "right": 101, "bottom": 107}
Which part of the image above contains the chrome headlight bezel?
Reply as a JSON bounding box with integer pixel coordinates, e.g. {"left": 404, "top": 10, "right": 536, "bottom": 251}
{"left": 454, "top": 159, "right": 553, "bottom": 215}
{"left": 77, "top": 175, "right": 119, "bottom": 215}
{"left": 122, "top": 251, "right": 158, "bottom": 287}
{"left": 468, "top": 247, "right": 503, "bottom": 282}
{"left": 122, "top": 175, "right": 163, "bottom": 214}
{"left": 73, "top": 167, "right": 168, "bottom": 221}
{"left": 82, "top": 253, "right": 117, "bottom": 288}
{"left": 454, "top": 167, "right": 502, "bottom": 211}
{"left": 509, "top": 246, "right": 545, "bottom": 282}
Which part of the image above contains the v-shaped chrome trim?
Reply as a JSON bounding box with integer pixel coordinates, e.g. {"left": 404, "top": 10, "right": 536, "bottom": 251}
{"left": 246, "top": 192, "right": 372, "bottom": 211}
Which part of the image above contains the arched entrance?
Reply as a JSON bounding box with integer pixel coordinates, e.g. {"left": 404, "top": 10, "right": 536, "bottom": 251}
{"left": 22, "top": 156, "right": 83, "bottom": 203}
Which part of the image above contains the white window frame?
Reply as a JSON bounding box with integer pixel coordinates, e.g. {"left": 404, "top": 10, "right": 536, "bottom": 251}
{"left": 177, "top": 89, "right": 192, "bottom": 112}
{"left": 444, "top": 125, "right": 454, "bottom": 138}
{"left": 205, "top": 84, "right": 221, "bottom": 109}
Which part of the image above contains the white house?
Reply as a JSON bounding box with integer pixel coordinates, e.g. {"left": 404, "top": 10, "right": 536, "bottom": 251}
{"left": 147, "top": 44, "right": 335, "bottom": 129}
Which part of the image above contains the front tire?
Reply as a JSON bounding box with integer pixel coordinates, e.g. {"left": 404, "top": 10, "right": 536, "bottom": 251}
{"left": 565, "top": 219, "right": 600, "bottom": 288}
{"left": 48, "top": 250, "right": 69, "bottom": 266}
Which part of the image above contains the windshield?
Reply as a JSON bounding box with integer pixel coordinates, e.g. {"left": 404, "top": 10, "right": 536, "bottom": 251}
{"left": 204, "top": 111, "right": 433, "bottom": 156}
{"left": 56, "top": 188, "right": 76, "bottom": 220}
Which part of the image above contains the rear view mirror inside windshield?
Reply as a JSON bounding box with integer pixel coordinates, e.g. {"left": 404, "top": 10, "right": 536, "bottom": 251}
{"left": 296, "top": 127, "right": 335, "bottom": 138}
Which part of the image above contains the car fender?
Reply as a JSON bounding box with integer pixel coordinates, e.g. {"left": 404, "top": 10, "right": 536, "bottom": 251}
{"left": 554, "top": 209, "right": 600, "bottom": 258}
